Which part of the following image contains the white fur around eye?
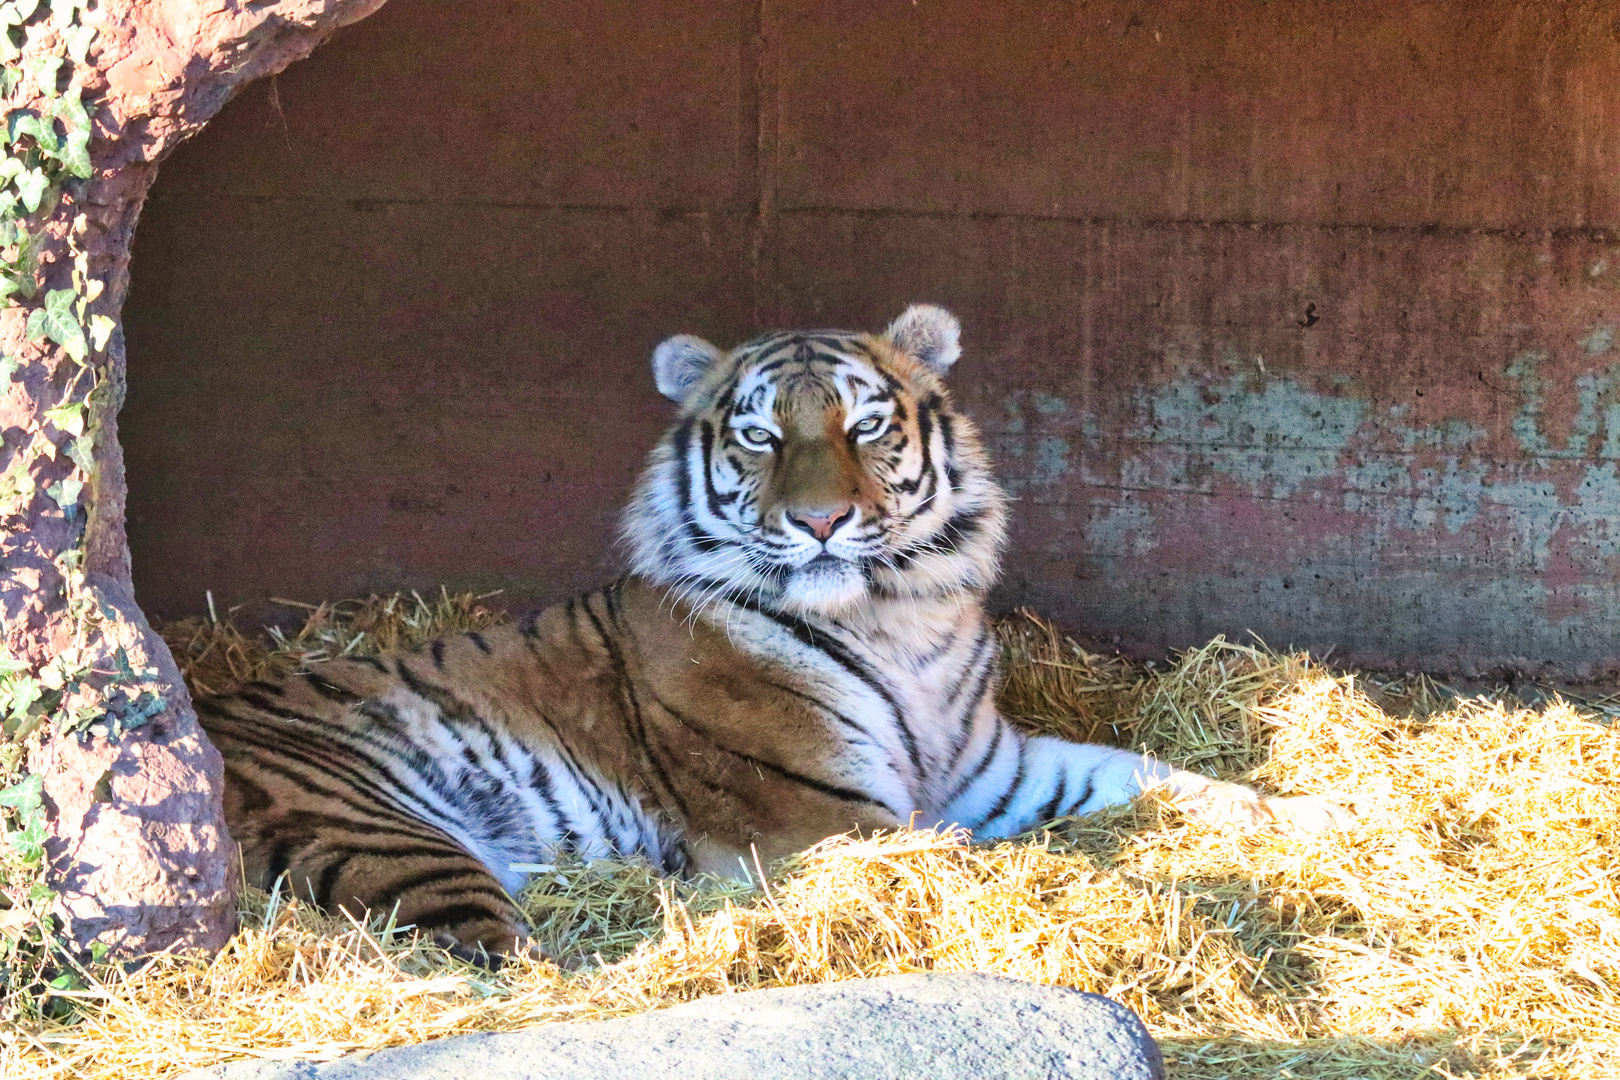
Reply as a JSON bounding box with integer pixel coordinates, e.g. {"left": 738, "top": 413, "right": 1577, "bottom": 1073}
{"left": 733, "top": 423, "right": 778, "bottom": 451}
{"left": 845, "top": 408, "right": 892, "bottom": 443}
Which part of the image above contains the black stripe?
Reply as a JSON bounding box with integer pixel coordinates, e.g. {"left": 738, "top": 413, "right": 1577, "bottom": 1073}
{"left": 315, "top": 851, "right": 355, "bottom": 905}
{"left": 233, "top": 689, "right": 450, "bottom": 799}
{"left": 937, "top": 412, "right": 962, "bottom": 489}
{"left": 385, "top": 865, "right": 502, "bottom": 899}
{"left": 265, "top": 846, "right": 294, "bottom": 893}
{"left": 943, "top": 643, "right": 998, "bottom": 774}
{"left": 203, "top": 700, "right": 454, "bottom": 826}
{"left": 526, "top": 755, "right": 584, "bottom": 852}
{"left": 894, "top": 397, "right": 936, "bottom": 496}
{"left": 302, "top": 671, "right": 362, "bottom": 704}
{"left": 651, "top": 692, "right": 898, "bottom": 817}
{"left": 408, "top": 901, "right": 512, "bottom": 931}
{"left": 225, "top": 766, "right": 275, "bottom": 813}
{"left": 1036, "top": 774, "right": 1069, "bottom": 829}
{"left": 528, "top": 709, "right": 617, "bottom": 825}
{"left": 1065, "top": 775, "right": 1096, "bottom": 817}
{"left": 431, "top": 639, "right": 447, "bottom": 669}
{"left": 467, "top": 631, "right": 492, "bottom": 654}
{"left": 941, "top": 718, "right": 1005, "bottom": 807}
{"left": 760, "top": 679, "right": 882, "bottom": 748}
{"left": 733, "top": 599, "right": 923, "bottom": 776}
{"left": 698, "top": 420, "right": 732, "bottom": 523}
{"left": 576, "top": 593, "right": 692, "bottom": 820}
{"left": 932, "top": 507, "right": 984, "bottom": 557}
{"left": 977, "top": 752, "right": 1027, "bottom": 830}
{"left": 671, "top": 420, "right": 725, "bottom": 553}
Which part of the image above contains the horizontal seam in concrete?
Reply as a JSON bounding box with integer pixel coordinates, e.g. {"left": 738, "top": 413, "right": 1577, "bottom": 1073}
{"left": 146, "top": 193, "right": 1620, "bottom": 241}
{"left": 777, "top": 205, "right": 1620, "bottom": 242}
{"left": 1102, "top": 439, "right": 1617, "bottom": 460}
{"left": 1048, "top": 482, "right": 1600, "bottom": 510}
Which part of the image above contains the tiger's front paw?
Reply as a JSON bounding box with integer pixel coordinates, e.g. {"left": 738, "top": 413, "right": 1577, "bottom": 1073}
{"left": 1261, "top": 793, "right": 1354, "bottom": 833}
{"left": 1168, "top": 779, "right": 1351, "bottom": 834}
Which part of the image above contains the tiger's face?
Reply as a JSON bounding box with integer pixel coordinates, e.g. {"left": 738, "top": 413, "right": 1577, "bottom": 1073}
{"left": 623, "top": 305, "right": 1007, "bottom": 616}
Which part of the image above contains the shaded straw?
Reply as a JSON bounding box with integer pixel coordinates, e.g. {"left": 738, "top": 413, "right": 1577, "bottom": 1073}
{"left": 2, "top": 593, "right": 1614, "bottom": 1079}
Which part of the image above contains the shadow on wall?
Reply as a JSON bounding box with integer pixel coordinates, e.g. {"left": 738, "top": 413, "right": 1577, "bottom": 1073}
{"left": 120, "top": 0, "right": 1620, "bottom": 674}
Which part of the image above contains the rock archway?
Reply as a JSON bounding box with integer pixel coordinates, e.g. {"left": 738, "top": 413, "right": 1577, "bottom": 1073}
{"left": 2, "top": 0, "right": 388, "bottom": 957}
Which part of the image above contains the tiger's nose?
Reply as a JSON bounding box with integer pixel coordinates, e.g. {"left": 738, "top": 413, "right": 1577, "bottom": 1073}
{"left": 787, "top": 504, "right": 857, "bottom": 542}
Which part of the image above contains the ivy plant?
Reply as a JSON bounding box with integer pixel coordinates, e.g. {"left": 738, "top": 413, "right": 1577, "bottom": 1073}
{"left": 0, "top": 0, "right": 159, "bottom": 1021}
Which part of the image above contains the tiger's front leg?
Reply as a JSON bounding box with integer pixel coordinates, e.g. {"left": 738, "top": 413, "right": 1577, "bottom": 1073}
{"left": 931, "top": 707, "right": 1348, "bottom": 840}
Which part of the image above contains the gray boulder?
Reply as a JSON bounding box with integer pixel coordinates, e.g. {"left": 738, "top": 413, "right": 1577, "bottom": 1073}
{"left": 183, "top": 972, "right": 1162, "bottom": 1079}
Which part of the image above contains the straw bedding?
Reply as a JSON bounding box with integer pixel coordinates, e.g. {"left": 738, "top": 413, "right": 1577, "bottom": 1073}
{"left": 2, "top": 591, "right": 1616, "bottom": 1079}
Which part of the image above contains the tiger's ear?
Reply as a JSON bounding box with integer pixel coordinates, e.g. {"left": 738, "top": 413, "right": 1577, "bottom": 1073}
{"left": 652, "top": 334, "right": 724, "bottom": 402}
{"left": 885, "top": 304, "right": 962, "bottom": 374}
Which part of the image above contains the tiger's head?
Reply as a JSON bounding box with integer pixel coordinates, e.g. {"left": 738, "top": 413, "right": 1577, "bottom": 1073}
{"left": 623, "top": 305, "right": 1008, "bottom": 616}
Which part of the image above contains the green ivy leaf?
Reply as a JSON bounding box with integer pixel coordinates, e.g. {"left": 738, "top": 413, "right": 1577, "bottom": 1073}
{"left": 65, "top": 433, "right": 93, "bottom": 473}
{"left": 0, "top": 457, "right": 36, "bottom": 515}
{"left": 3, "top": 674, "right": 41, "bottom": 720}
{"left": 27, "top": 288, "right": 87, "bottom": 361}
{"left": 0, "top": 67, "right": 17, "bottom": 99}
{"left": 50, "top": 87, "right": 87, "bottom": 133}
{"left": 0, "top": 773, "right": 42, "bottom": 814}
{"left": 104, "top": 690, "right": 164, "bottom": 737}
{"left": 14, "top": 166, "right": 47, "bottom": 212}
{"left": 0, "top": 354, "right": 16, "bottom": 382}
{"left": 58, "top": 131, "right": 89, "bottom": 178}
{"left": 45, "top": 476, "right": 80, "bottom": 510}
{"left": 50, "top": 91, "right": 90, "bottom": 177}
{"left": 43, "top": 400, "right": 84, "bottom": 436}
{"left": 9, "top": 113, "right": 61, "bottom": 158}
{"left": 47, "top": 0, "right": 79, "bottom": 23}
{"left": 63, "top": 22, "right": 92, "bottom": 64}
{"left": 9, "top": 815, "right": 45, "bottom": 862}
{"left": 24, "top": 55, "right": 60, "bottom": 97}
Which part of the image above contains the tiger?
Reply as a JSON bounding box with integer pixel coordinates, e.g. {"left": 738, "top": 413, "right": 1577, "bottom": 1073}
{"left": 196, "top": 305, "right": 1346, "bottom": 962}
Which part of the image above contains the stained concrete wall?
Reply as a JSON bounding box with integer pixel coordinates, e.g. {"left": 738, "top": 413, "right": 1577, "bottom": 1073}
{"left": 120, "top": 0, "right": 1620, "bottom": 674}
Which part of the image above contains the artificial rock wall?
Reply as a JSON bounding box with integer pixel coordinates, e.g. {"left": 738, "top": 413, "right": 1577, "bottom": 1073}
{"left": 1, "top": 0, "right": 386, "bottom": 957}
{"left": 120, "top": 0, "right": 1620, "bottom": 676}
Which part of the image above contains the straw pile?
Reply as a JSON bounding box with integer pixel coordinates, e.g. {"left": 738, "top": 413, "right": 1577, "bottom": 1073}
{"left": 1, "top": 595, "right": 1616, "bottom": 1079}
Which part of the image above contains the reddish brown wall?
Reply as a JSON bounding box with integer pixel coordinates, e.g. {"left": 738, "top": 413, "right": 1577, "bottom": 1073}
{"left": 120, "top": 0, "right": 1620, "bottom": 674}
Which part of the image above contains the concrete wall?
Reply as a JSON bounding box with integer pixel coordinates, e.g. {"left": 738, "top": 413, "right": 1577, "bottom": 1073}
{"left": 120, "top": 0, "right": 1620, "bottom": 674}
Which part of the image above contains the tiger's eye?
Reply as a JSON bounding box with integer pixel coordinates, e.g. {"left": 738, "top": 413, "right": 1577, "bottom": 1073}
{"left": 741, "top": 426, "right": 774, "bottom": 447}
{"left": 853, "top": 415, "right": 885, "bottom": 435}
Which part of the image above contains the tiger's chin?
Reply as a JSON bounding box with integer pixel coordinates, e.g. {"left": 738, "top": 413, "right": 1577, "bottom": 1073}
{"left": 778, "top": 557, "right": 870, "bottom": 615}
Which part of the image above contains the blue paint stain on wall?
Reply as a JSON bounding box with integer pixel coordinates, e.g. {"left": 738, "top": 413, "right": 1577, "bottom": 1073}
{"left": 1131, "top": 372, "right": 1369, "bottom": 497}
{"left": 987, "top": 348, "right": 1620, "bottom": 669}
{"left": 1581, "top": 325, "right": 1614, "bottom": 356}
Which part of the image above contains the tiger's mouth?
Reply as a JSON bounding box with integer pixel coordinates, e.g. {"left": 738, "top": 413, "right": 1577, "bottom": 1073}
{"left": 778, "top": 550, "right": 868, "bottom": 613}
